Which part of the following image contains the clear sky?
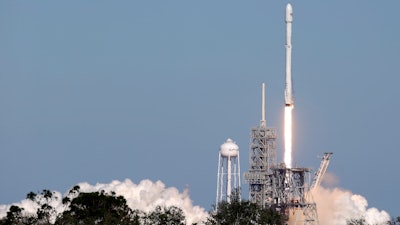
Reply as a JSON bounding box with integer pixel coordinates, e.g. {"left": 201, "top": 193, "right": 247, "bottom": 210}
{"left": 1, "top": 1, "right": 399, "bottom": 218}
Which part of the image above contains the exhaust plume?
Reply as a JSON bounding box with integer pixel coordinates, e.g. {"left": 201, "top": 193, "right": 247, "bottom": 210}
{"left": 0, "top": 179, "right": 208, "bottom": 225}
{"left": 284, "top": 106, "right": 293, "bottom": 168}
{"left": 313, "top": 186, "right": 390, "bottom": 225}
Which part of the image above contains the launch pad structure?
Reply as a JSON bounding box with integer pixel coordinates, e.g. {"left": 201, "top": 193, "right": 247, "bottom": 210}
{"left": 242, "top": 4, "right": 322, "bottom": 223}
{"left": 243, "top": 4, "right": 326, "bottom": 224}
{"left": 215, "top": 3, "right": 333, "bottom": 225}
{"left": 243, "top": 84, "right": 319, "bottom": 225}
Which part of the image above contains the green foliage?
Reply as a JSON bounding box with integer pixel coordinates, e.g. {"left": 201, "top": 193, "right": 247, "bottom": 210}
{"left": 0, "top": 205, "right": 36, "bottom": 225}
{"left": 346, "top": 216, "right": 400, "bottom": 225}
{"left": 1, "top": 187, "right": 287, "bottom": 225}
{"left": 346, "top": 217, "right": 367, "bottom": 225}
{"left": 388, "top": 217, "right": 400, "bottom": 225}
{"left": 205, "top": 199, "right": 283, "bottom": 225}
{"left": 0, "top": 189, "right": 59, "bottom": 225}
{"left": 143, "top": 205, "right": 185, "bottom": 225}
{"left": 4, "top": 205, "right": 25, "bottom": 225}
{"left": 3, "top": 185, "right": 400, "bottom": 225}
{"left": 3, "top": 184, "right": 399, "bottom": 225}
{"left": 55, "top": 190, "right": 134, "bottom": 225}
{"left": 30, "top": 189, "right": 58, "bottom": 225}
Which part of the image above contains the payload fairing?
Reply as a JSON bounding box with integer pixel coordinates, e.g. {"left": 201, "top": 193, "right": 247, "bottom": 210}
{"left": 285, "top": 3, "right": 294, "bottom": 107}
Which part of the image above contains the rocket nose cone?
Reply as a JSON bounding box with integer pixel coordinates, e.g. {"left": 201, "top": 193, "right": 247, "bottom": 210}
{"left": 286, "top": 3, "right": 292, "bottom": 12}
{"left": 286, "top": 3, "right": 293, "bottom": 22}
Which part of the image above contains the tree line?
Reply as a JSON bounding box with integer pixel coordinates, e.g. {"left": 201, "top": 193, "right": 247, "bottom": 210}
{"left": 0, "top": 186, "right": 398, "bottom": 225}
{"left": 0, "top": 186, "right": 284, "bottom": 225}
{"left": 0, "top": 186, "right": 186, "bottom": 225}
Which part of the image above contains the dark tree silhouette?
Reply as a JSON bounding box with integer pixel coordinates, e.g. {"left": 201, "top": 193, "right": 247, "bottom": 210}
{"left": 206, "top": 199, "right": 283, "bottom": 225}
{"left": 55, "top": 190, "right": 135, "bottom": 225}
{"left": 143, "top": 205, "right": 186, "bottom": 225}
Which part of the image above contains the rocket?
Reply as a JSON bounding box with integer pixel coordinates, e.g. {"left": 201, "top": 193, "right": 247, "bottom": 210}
{"left": 285, "top": 3, "right": 294, "bottom": 107}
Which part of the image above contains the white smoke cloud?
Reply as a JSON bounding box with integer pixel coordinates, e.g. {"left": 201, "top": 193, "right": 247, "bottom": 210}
{"left": 1, "top": 178, "right": 390, "bottom": 225}
{"left": 0, "top": 191, "right": 65, "bottom": 223}
{"left": 0, "top": 179, "right": 208, "bottom": 225}
{"left": 313, "top": 187, "right": 390, "bottom": 225}
{"left": 77, "top": 179, "right": 208, "bottom": 224}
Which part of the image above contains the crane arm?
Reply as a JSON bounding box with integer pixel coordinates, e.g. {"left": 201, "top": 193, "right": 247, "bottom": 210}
{"left": 311, "top": 152, "right": 333, "bottom": 191}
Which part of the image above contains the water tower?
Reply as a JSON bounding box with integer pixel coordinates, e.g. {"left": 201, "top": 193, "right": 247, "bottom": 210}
{"left": 215, "top": 138, "right": 241, "bottom": 209}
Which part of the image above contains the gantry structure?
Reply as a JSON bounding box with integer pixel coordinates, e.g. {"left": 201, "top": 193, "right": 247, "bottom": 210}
{"left": 243, "top": 83, "right": 277, "bottom": 206}
{"left": 243, "top": 84, "right": 320, "bottom": 225}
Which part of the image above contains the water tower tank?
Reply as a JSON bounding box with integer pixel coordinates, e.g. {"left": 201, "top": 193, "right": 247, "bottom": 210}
{"left": 220, "top": 138, "right": 239, "bottom": 157}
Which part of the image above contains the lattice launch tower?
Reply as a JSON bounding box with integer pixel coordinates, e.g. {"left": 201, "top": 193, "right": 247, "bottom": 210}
{"left": 244, "top": 83, "right": 277, "bottom": 207}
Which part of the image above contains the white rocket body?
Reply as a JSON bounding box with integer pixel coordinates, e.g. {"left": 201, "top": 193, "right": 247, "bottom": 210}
{"left": 285, "top": 4, "right": 294, "bottom": 107}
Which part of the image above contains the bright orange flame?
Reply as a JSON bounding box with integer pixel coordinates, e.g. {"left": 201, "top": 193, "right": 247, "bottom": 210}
{"left": 284, "top": 106, "right": 293, "bottom": 168}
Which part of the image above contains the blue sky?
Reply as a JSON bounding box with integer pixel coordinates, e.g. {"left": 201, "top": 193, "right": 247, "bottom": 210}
{"left": 1, "top": 1, "right": 399, "bottom": 217}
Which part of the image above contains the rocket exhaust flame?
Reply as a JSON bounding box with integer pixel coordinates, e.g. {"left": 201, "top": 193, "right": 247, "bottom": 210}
{"left": 284, "top": 105, "right": 293, "bottom": 168}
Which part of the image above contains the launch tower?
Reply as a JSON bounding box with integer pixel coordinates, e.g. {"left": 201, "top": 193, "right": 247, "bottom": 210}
{"left": 244, "top": 83, "right": 277, "bottom": 207}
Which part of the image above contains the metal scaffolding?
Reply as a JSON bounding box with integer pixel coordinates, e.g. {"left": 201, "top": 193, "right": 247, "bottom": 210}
{"left": 244, "top": 125, "right": 277, "bottom": 207}
{"left": 243, "top": 84, "right": 320, "bottom": 225}
{"left": 270, "top": 166, "right": 319, "bottom": 225}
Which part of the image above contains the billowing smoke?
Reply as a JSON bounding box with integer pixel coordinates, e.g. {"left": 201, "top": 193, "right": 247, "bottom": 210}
{"left": 313, "top": 176, "right": 390, "bottom": 225}
{"left": 0, "top": 191, "right": 65, "bottom": 223}
{"left": 0, "top": 179, "right": 209, "bottom": 225}
{"left": 77, "top": 179, "right": 208, "bottom": 224}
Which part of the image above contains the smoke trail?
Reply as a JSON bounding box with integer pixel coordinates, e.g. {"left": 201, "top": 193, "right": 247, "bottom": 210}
{"left": 0, "top": 179, "right": 208, "bottom": 225}
{"left": 284, "top": 106, "right": 293, "bottom": 168}
{"left": 313, "top": 186, "right": 390, "bottom": 225}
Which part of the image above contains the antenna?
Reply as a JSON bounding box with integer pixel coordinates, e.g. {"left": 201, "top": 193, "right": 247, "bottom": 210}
{"left": 261, "top": 83, "right": 266, "bottom": 127}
